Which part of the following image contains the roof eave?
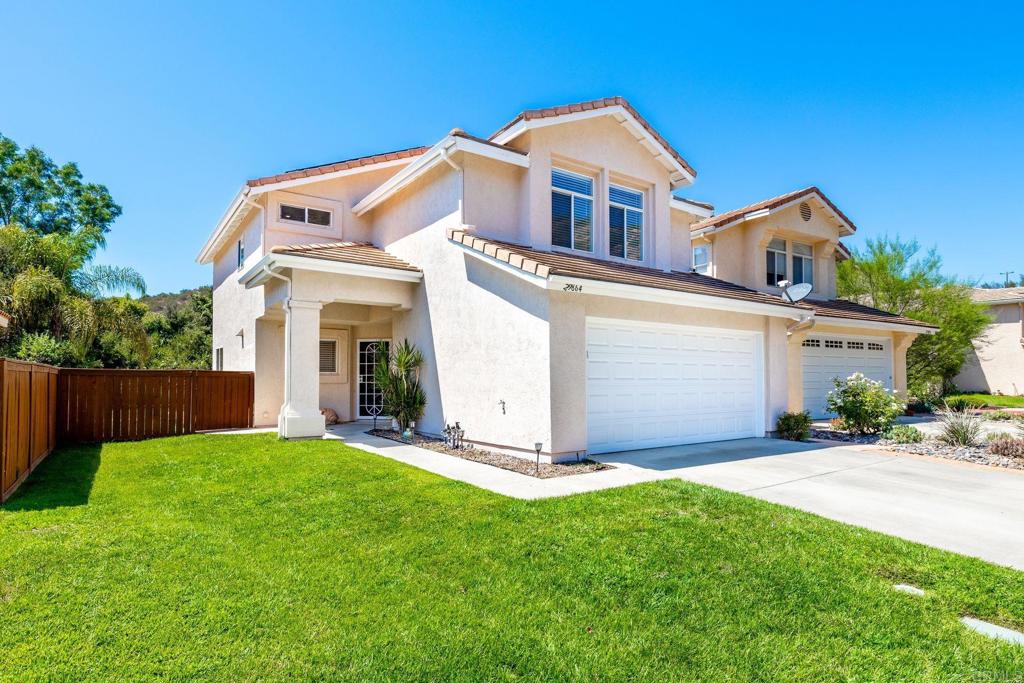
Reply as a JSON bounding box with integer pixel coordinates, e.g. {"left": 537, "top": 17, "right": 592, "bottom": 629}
{"left": 239, "top": 252, "right": 422, "bottom": 289}
{"left": 814, "top": 314, "right": 938, "bottom": 335}
{"left": 196, "top": 186, "right": 253, "bottom": 265}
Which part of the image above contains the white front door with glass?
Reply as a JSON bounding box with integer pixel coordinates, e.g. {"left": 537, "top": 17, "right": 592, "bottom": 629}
{"left": 358, "top": 339, "right": 390, "bottom": 418}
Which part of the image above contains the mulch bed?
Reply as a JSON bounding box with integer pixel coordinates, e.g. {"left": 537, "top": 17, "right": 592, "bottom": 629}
{"left": 367, "top": 429, "right": 613, "bottom": 479}
{"left": 811, "top": 429, "right": 1024, "bottom": 471}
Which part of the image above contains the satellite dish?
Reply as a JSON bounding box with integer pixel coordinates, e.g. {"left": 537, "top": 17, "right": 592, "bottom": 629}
{"left": 782, "top": 282, "right": 813, "bottom": 303}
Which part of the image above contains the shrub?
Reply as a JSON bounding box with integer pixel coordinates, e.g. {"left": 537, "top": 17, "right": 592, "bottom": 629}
{"left": 936, "top": 410, "right": 984, "bottom": 447}
{"left": 942, "top": 396, "right": 986, "bottom": 412}
{"left": 829, "top": 417, "right": 847, "bottom": 431}
{"left": 882, "top": 424, "right": 923, "bottom": 444}
{"left": 374, "top": 339, "right": 427, "bottom": 432}
{"left": 985, "top": 431, "right": 1014, "bottom": 443}
{"left": 987, "top": 437, "right": 1024, "bottom": 459}
{"left": 776, "top": 411, "right": 812, "bottom": 441}
{"left": 826, "top": 373, "right": 904, "bottom": 435}
{"left": 987, "top": 410, "right": 1017, "bottom": 421}
{"left": 15, "top": 332, "right": 77, "bottom": 366}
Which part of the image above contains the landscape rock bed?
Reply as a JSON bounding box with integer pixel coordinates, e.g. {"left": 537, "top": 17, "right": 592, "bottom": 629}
{"left": 367, "top": 429, "right": 613, "bottom": 478}
{"left": 811, "top": 429, "right": 1024, "bottom": 471}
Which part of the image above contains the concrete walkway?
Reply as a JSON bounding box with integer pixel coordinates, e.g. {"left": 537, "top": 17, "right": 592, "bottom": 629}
{"left": 323, "top": 423, "right": 1024, "bottom": 571}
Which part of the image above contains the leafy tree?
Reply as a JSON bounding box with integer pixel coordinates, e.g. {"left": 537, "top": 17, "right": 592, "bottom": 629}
{"left": 145, "top": 287, "right": 213, "bottom": 369}
{"left": 837, "top": 236, "right": 990, "bottom": 397}
{"left": 0, "top": 133, "right": 121, "bottom": 243}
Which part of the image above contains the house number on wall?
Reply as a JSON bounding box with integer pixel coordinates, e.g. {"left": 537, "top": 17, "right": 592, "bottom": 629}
{"left": 562, "top": 283, "right": 583, "bottom": 293}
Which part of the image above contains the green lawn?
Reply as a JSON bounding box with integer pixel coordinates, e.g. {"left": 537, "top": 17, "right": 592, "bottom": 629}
{"left": 2, "top": 435, "right": 1023, "bottom": 681}
{"left": 948, "top": 393, "right": 1024, "bottom": 409}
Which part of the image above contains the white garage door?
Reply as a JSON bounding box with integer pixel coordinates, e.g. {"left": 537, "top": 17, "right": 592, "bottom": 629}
{"left": 801, "top": 335, "right": 893, "bottom": 418}
{"left": 586, "top": 318, "right": 764, "bottom": 455}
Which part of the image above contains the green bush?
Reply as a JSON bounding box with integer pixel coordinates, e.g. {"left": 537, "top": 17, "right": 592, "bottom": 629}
{"left": 942, "top": 396, "right": 986, "bottom": 412}
{"left": 826, "top": 373, "right": 904, "bottom": 435}
{"left": 776, "top": 411, "right": 812, "bottom": 441}
{"left": 936, "top": 410, "right": 984, "bottom": 447}
{"left": 882, "top": 424, "right": 923, "bottom": 444}
{"left": 985, "top": 410, "right": 1023, "bottom": 422}
{"left": 15, "top": 332, "right": 77, "bottom": 366}
{"left": 985, "top": 431, "right": 1014, "bottom": 443}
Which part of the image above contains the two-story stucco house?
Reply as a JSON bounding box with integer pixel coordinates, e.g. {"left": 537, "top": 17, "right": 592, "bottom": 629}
{"left": 955, "top": 287, "right": 1024, "bottom": 395}
{"left": 197, "top": 97, "right": 935, "bottom": 460}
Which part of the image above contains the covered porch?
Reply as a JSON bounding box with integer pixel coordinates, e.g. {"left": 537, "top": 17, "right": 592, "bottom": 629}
{"left": 240, "top": 242, "right": 422, "bottom": 437}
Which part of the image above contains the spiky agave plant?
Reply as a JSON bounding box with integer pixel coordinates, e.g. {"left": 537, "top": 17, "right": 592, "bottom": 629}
{"left": 374, "top": 339, "right": 426, "bottom": 432}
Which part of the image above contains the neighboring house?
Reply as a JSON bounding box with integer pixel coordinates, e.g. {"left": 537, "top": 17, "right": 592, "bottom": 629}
{"left": 197, "top": 96, "right": 935, "bottom": 460}
{"left": 955, "top": 288, "right": 1024, "bottom": 395}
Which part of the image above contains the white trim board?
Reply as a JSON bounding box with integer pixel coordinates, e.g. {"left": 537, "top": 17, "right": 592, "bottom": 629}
{"left": 239, "top": 253, "right": 423, "bottom": 288}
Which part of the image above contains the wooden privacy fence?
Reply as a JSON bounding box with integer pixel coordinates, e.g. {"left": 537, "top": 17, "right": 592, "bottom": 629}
{"left": 1, "top": 359, "right": 59, "bottom": 502}
{"left": 57, "top": 370, "right": 254, "bottom": 443}
{"left": 1, "top": 363, "right": 254, "bottom": 502}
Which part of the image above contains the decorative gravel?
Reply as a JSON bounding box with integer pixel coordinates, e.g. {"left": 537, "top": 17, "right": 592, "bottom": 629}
{"left": 811, "top": 429, "right": 1024, "bottom": 471}
{"left": 367, "top": 429, "right": 613, "bottom": 479}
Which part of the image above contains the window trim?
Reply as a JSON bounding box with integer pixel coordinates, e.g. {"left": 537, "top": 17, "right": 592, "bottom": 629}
{"left": 766, "top": 238, "right": 788, "bottom": 287}
{"left": 608, "top": 183, "right": 644, "bottom": 262}
{"left": 236, "top": 239, "right": 245, "bottom": 271}
{"left": 550, "top": 167, "right": 594, "bottom": 253}
{"left": 278, "top": 202, "right": 334, "bottom": 229}
{"left": 791, "top": 241, "right": 814, "bottom": 288}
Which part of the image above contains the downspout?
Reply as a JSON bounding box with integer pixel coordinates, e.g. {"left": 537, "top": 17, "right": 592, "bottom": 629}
{"left": 261, "top": 264, "right": 293, "bottom": 409}
{"left": 440, "top": 140, "right": 465, "bottom": 225}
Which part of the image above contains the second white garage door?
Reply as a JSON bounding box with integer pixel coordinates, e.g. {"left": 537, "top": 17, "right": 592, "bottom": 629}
{"left": 802, "top": 335, "right": 893, "bottom": 418}
{"left": 586, "top": 318, "right": 764, "bottom": 455}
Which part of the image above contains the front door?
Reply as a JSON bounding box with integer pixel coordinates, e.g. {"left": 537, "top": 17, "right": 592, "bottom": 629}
{"left": 357, "top": 339, "right": 390, "bottom": 419}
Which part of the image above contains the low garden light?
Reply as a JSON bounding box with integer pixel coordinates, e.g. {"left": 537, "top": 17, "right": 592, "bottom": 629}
{"left": 534, "top": 441, "right": 543, "bottom": 475}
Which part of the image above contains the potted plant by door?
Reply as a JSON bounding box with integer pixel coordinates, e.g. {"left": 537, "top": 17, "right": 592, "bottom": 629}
{"left": 374, "top": 339, "right": 427, "bottom": 441}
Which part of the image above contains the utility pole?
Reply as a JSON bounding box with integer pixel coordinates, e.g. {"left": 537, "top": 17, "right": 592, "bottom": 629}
{"left": 999, "top": 271, "right": 1016, "bottom": 287}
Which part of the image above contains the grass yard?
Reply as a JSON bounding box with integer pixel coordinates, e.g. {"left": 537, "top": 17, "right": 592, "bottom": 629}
{"left": 2, "top": 435, "right": 1023, "bottom": 681}
{"left": 948, "top": 393, "right": 1024, "bottom": 409}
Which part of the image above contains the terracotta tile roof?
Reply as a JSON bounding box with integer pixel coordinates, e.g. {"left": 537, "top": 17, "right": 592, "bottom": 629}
{"left": 247, "top": 146, "right": 429, "bottom": 188}
{"left": 270, "top": 242, "right": 420, "bottom": 272}
{"left": 971, "top": 287, "right": 1024, "bottom": 304}
{"left": 809, "top": 298, "right": 937, "bottom": 329}
{"left": 489, "top": 96, "right": 697, "bottom": 179}
{"left": 448, "top": 128, "right": 525, "bottom": 155}
{"left": 448, "top": 229, "right": 800, "bottom": 310}
{"left": 691, "top": 186, "right": 858, "bottom": 233}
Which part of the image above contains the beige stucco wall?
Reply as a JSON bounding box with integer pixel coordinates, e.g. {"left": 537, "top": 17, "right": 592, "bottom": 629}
{"left": 212, "top": 208, "right": 265, "bottom": 373}
{"left": 506, "top": 116, "right": 677, "bottom": 270}
{"left": 704, "top": 202, "right": 842, "bottom": 299}
{"left": 956, "top": 302, "right": 1024, "bottom": 395}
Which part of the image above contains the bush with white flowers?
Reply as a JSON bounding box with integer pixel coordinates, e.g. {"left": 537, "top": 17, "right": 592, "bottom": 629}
{"left": 826, "top": 373, "right": 905, "bottom": 435}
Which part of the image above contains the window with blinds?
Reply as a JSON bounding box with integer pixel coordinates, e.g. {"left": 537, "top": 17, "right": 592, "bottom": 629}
{"left": 551, "top": 168, "right": 593, "bottom": 251}
{"left": 319, "top": 339, "right": 338, "bottom": 374}
{"left": 609, "top": 184, "right": 643, "bottom": 261}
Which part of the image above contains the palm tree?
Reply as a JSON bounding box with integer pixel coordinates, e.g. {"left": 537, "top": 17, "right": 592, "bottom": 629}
{"left": 374, "top": 339, "right": 427, "bottom": 433}
{"left": 0, "top": 223, "right": 148, "bottom": 365}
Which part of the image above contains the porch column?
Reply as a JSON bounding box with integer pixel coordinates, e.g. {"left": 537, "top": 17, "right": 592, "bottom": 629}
{"left": 892, "top": 332, "right": 917, "bottom": 400}
{"left": 786, "top": 330, "right": 809, "bottom": 413}
{"left": 278, "top": 298, "right": 326, "bottom": 438}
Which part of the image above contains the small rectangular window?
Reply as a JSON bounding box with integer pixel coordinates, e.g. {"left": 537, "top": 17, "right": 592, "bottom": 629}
{"left": 766, "top": 238, "right": 787, "bottom": 286}
{"left": 551, "top": 168, "right": 593, "bottom": 252}
{"left": 280, "top": 203, "right": 332, "bottom": 228}
{"left": 609, "top": 184, "right": 643, "bottom": 261}
{"left": 319, "top": 339, "right": 338, "bottom": 374}
{"left": 214, "top": 348, "right": 224, "bottom": 370}
{"left": 847, "top": 341, "right": 865, "bottom": 350}
{"left": 693, "top": 245, "right": 710, "bottom": 274}
{"left": 236, "top": 239, "right": 245, "bottom": 271}
{"left": 792, "top": 242, "right": 814, "bottom": 287}
{"left": 868, "top": 342, "right": 884, "bottom": 351}
{"left": 824, "top": 339, "right": 843, "bottom": 349}
{"left": 802, "top": 338, "right": 820, "bottom": 348}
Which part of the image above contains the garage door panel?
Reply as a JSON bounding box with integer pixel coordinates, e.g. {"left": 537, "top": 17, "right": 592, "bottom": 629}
{"left": 587, "top": 319, "right": 763, "bottom": 454}
{"left": 802, "top": 335, "right": 893, "bottom": 418}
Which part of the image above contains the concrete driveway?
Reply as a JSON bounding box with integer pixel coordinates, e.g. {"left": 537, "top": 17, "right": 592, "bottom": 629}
{"left": 596, "top": 439, "right": 1024, "bottom": 571}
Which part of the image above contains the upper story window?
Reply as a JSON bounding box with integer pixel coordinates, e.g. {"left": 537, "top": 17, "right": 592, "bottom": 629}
{"left": 766, "top": 237, "right": 787, "bottom": 286}
{"left": 236, "top": 239, "right": 244, "bottom": 271}
{"left": 608, "top": 184, "right": 643, "bottom": 261}
{"left": 792, "top": 242, "right": 814, "bottom": 287}
{"left": 692, "top": 245, "right": 710, "bottom": 275}
{"left": 551, "top": 168, "right": 593, "bottom": 252}
{"left": 280, "top": 203, "right": 332, "bottom": 228}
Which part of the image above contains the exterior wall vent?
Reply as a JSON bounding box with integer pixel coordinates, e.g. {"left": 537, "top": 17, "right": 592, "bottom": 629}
{"left": 799, "top": 202, "right": 812, "bottom": 222}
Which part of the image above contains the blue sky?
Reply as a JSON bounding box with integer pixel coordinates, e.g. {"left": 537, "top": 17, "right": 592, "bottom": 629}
{"left": 3, "top": 1, "right": 1022, "bottom": 293}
